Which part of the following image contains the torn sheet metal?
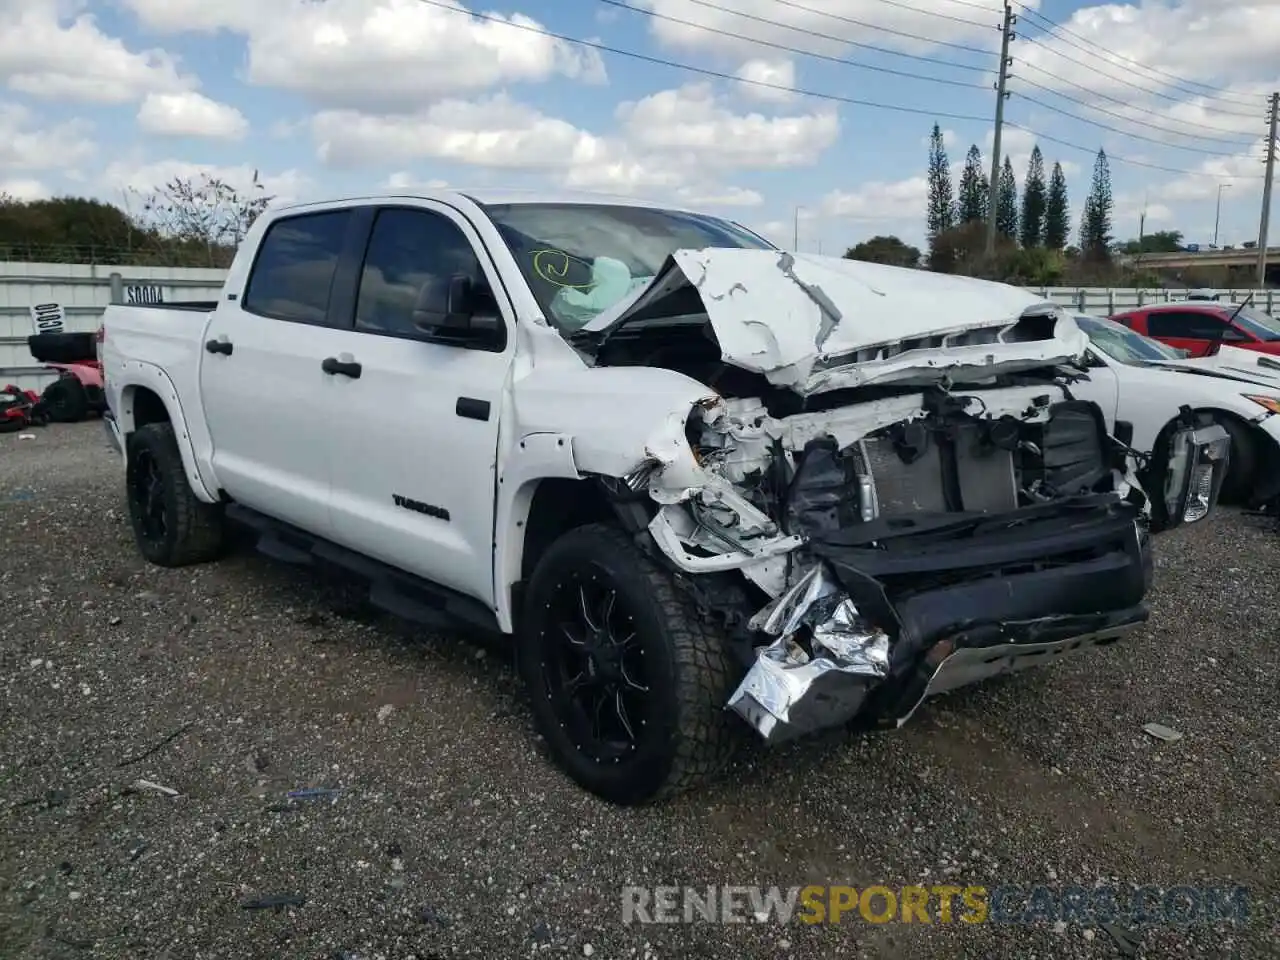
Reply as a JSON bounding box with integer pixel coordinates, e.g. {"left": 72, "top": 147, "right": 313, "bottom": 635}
{"left": 728, "top": 565, "right": 891, "bottom": 743}
{"left": 583, "top": 248, "right": 1087, "bottom": 395}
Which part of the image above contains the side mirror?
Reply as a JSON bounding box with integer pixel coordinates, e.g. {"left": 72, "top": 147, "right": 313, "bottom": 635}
{"left": 414, "top": 274, "right": 475, "bottom": 332}
{"left": 412, "top": 274, "right": 503, "bottom": 346}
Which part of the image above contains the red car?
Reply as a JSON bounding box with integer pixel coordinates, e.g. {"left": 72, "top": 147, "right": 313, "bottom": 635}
{"left": 1110, "top": 302, "right": 1280, "bottom": 358}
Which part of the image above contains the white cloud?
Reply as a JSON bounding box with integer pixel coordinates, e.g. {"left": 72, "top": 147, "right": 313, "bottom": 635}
{"left": 822, "top": 176, "right": 929, "bottom": 221}
{"left": 121, "top": 0, "right": 606, "bottom": 111}
{"left": 734, "top": 58, "right": 795, "bottom": 102}
{"left": 1, "top": 0, "right": 192, "bottom": 104}
{"left": 617, "top": 83, "right": 838, "bottom": 169}
{"left": 0, "top": 178, "right": 48, "bottom": 200}
{"left": 310, "top": 84, "right": 835, "bottom": 200}
{"left": 0, "top": 104, "right": 95, "bottom": 175}
{"left": 137, "top": 92, "right": 249, "bottom": 140}
{"left": 99, "top": 159, "right": 312, "bottom": 206}
{"left": 385, "top": 172, "right": 450, "bottom": 191}
{"left": 672, "top": 185, "right": 763, "bottom": 207}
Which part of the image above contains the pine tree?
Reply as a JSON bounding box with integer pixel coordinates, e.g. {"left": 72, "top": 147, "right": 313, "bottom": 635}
{"left": 1019, "top": 146, "right": 1047, "bottom": 248}
{"left": 1044, "top": 162, "right": 1069, "bottom": 250}
{"left": 1080, "top": 148, "right": 1113, "bottom": 261}
{"left": 997, "top": 156, "right": 1018, "bottom": 240}
{"left": 957, "top": 145, "right": 989, "bottom": 223}
{"left": 926, "top": 123, "right": 956, "bottom": 240}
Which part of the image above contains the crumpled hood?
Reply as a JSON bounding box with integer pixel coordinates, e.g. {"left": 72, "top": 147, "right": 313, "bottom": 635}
{"left": 583, "top": 248, "right": 1086, "bottom": 395}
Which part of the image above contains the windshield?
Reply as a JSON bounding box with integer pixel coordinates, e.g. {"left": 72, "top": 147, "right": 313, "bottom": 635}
{"left": 1076, "top": 314, "right": 1184, "bottom": 363}
{"left": 481, "top": 202, "right": 775, "bottom": 331}
{"left": 1228, "top": 305, "right": 1280, "bottom": 341}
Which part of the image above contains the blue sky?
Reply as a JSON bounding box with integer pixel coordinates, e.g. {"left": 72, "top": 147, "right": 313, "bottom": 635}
{"left": 2, "top": 0, "right": 1276, "bottom": 252}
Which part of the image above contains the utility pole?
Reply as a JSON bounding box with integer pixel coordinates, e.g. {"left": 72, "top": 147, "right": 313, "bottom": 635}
{"left": 1258, "top": 92, "right": 1278, "bottom": 286}
{"left": 793, "top": 205, "right": 803, "bottom": 251}
{"left": 985, "top": 1, "right": 1016, "bottom": 256}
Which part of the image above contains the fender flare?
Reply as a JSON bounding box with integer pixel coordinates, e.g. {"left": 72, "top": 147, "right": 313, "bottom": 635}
{"left": 116, "top": 362, "right": 219, "bottom": 504}
{"left": 491, "top": 432, "right": 583, "bottom": 633}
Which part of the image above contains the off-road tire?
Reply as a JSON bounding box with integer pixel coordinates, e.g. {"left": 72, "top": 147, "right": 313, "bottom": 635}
{"left": 42, "top": 376, "right": 89, "bottom": 423}
{"left": 125, "top": 422, "right": 225, "bottom": 567}
{"left": 517, "top": 523, "right": 738, "bottom": 805}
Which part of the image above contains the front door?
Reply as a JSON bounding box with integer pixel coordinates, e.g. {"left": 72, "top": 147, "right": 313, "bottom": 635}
{"left": 324, "top": 203, "right": 514, "bottom": 606}
{"left": 199, "top": 207, "right": 366, "bottom": 536}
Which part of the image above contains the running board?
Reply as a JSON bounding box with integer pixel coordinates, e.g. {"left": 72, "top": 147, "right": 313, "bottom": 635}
{"left": 225, "top": 504, "right": 500, "bottom": 635}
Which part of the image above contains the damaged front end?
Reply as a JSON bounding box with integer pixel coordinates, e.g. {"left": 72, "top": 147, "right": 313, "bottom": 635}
{"left": 568, "top": 248, "right": 1228, "bottom": 744}
{"left": 637, "top": 387, "right": 1227, "bottom": 745}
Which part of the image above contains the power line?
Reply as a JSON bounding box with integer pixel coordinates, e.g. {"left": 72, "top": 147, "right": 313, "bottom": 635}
{"left": 760, "top": 0, "right": 994, "bottom": 54}
{"left": 1012, "top": 2, "right": 1259, "bottom": 109}
{"left": 1015, "top": 61, "right": 1262, "bottom": 139}
{"left": 1008, "top": 123, "right": 1264, "bottom": 179}
{"left": 414, "top": 0, "right": 990, "bottom": 120}
{"left": 1014, "top": 78, "right": 1258, "bottom": 150}
{"left": 594, "top": 0, "right": 990, "bottom": 86}
{"left": 414, "top": 0, "right": 1261, "bottom": 181}
{"left": 858, "top": 0, "right": 992, "bottom": 29}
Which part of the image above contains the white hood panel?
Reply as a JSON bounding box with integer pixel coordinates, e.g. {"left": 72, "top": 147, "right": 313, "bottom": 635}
{"left": 591, "top": 248, "right": 1087, "bottom": 395}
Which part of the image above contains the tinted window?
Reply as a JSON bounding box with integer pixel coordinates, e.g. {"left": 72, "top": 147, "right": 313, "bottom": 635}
{"left": 243, "top": 210, "right": 352, "bottom": 323}
{"left": 1147, "top": 310, "right": 1232, "bottom": 339}
{"left": 355, "top": 208, "right": 482, "bottom": 336}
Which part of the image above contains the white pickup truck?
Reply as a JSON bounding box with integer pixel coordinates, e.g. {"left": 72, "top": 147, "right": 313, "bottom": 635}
{"left": 100, "top": 190, "right": 1229, "bottom": 805}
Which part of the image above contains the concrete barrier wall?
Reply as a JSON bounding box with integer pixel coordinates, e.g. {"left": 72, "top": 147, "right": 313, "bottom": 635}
{"left": 1, "top": 259, "right": 1276, "bottom": 391}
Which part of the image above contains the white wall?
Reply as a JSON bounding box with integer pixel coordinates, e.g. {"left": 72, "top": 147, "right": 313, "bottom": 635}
{"left": 1030, "top": 287, "right": 1280, "bottom": 315}
{"left": 0, "top": 261, "right": 227, "bottom": 390}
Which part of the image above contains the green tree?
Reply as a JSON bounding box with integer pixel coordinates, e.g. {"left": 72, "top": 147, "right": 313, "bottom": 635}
{"left": 1120, "top": 230, "right": 1184, "bottom": 254}
{"left": 845, "top": 235, "right": 921, "bottom": 268}
{"left": 926, "top": 123, "right": 956, "bottom": 241}
{"left": 957, "top": 145, "right": 989, "bottom": 223}
{"left": 997, "top": 156, "right": 1018, "bottom": 241}
{"left": 1019, "top": 146, "right": 1047, "bottom": 248}
{"left": 1080, "top": 148, "right": 1114, "bottom": 262}
{"left": 1044, "top": 162, "right": 1070, "bottom": 250}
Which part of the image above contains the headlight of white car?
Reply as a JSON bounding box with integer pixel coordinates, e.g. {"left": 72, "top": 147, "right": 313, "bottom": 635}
{"left": 1243, "top": 394, "right": 1280, "bottom": 415}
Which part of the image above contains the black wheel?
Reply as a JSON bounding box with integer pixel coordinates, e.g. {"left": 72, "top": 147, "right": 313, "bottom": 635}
{"left": 42, "top": 377, "right": 88, "bottom": 423}
{"left": 1213, "top": 415, "right": 1256, "bottom": 503}
{"left": 125, "top": 422, "right": 225, "bottom": 567}
{"left": 517, "top": 524, "right": 737, "bottom": 805}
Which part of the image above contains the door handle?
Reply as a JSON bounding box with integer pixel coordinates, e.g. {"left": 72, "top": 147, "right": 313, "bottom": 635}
{"left": 204, "top": 338, "right": 233, "bottom": 355}
{"left": 321, "top": 356, "right": 362, "bottom": 379}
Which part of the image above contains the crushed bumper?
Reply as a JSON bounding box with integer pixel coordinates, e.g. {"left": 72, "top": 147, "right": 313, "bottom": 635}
{"left": 103, "top": 410, "right": 123, "bottom": 458}
{"left": 728, "top": 494, "right": 1152, "bottom": 743}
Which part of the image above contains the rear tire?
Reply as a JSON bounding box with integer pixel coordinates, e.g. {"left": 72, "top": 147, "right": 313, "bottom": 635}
{"left": 42, "top": 377, "right": 89, "bottom": 423}
{"left": 516, "top": 523, "right": 737, "bottom": 805}
{"left": 125, "top": 422, "right": 225, "bottom": 567}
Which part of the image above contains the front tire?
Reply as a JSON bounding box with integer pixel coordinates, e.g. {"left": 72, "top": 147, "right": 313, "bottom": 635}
{"left": 517, "top": 524, "right": 737, "bottom": 805}
{"left": 125, "top": 422, "right": 225, "bottom": 567}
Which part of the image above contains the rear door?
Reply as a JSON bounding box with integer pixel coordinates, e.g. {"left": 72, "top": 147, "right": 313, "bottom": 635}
{"left": 323, "top": 202, "right": 515, "bottom": 606}
{"left": 199, "top": 206, "right": 371, "bottom": 536}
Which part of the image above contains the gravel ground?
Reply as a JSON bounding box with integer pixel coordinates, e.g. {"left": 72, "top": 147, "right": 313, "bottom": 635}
{"left": 1, "top": 422, "right": 1277, "bottom": 960}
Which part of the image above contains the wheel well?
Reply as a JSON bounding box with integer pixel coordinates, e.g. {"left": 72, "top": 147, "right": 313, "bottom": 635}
{"left": 520, "top": 478, "right": 619, "bottom": 582}
{"left": 129, "top": 386, "right": 170, "bottom": 429}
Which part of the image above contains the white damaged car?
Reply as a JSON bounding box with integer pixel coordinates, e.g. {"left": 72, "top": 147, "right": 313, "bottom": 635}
{"left": 99, "top": 192, "right": 1229, "bottom": 804}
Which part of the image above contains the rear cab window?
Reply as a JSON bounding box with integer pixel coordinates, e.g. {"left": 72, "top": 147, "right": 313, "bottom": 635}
{"left": 242, "top": 210, "right": 354, "bottom": 324}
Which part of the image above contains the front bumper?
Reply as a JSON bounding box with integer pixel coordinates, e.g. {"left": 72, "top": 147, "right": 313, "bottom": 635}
{"left": 728, "top": 494, "right": 1151, "bottom": 743}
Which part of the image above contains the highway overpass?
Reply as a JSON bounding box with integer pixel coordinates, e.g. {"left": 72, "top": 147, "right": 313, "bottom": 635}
{"left": 1121, "top": 247, "right": 1280, "bottom": 269}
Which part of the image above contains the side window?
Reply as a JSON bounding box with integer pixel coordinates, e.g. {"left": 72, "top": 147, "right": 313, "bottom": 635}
{"left": 242, "top": 210, "right": 352, "bottom": 324}
{"left": 355, "top": 208, "right": 483, "bottom": 337}
{"left": 1147, "top": 311, "right": 1223, "bottom": 339}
